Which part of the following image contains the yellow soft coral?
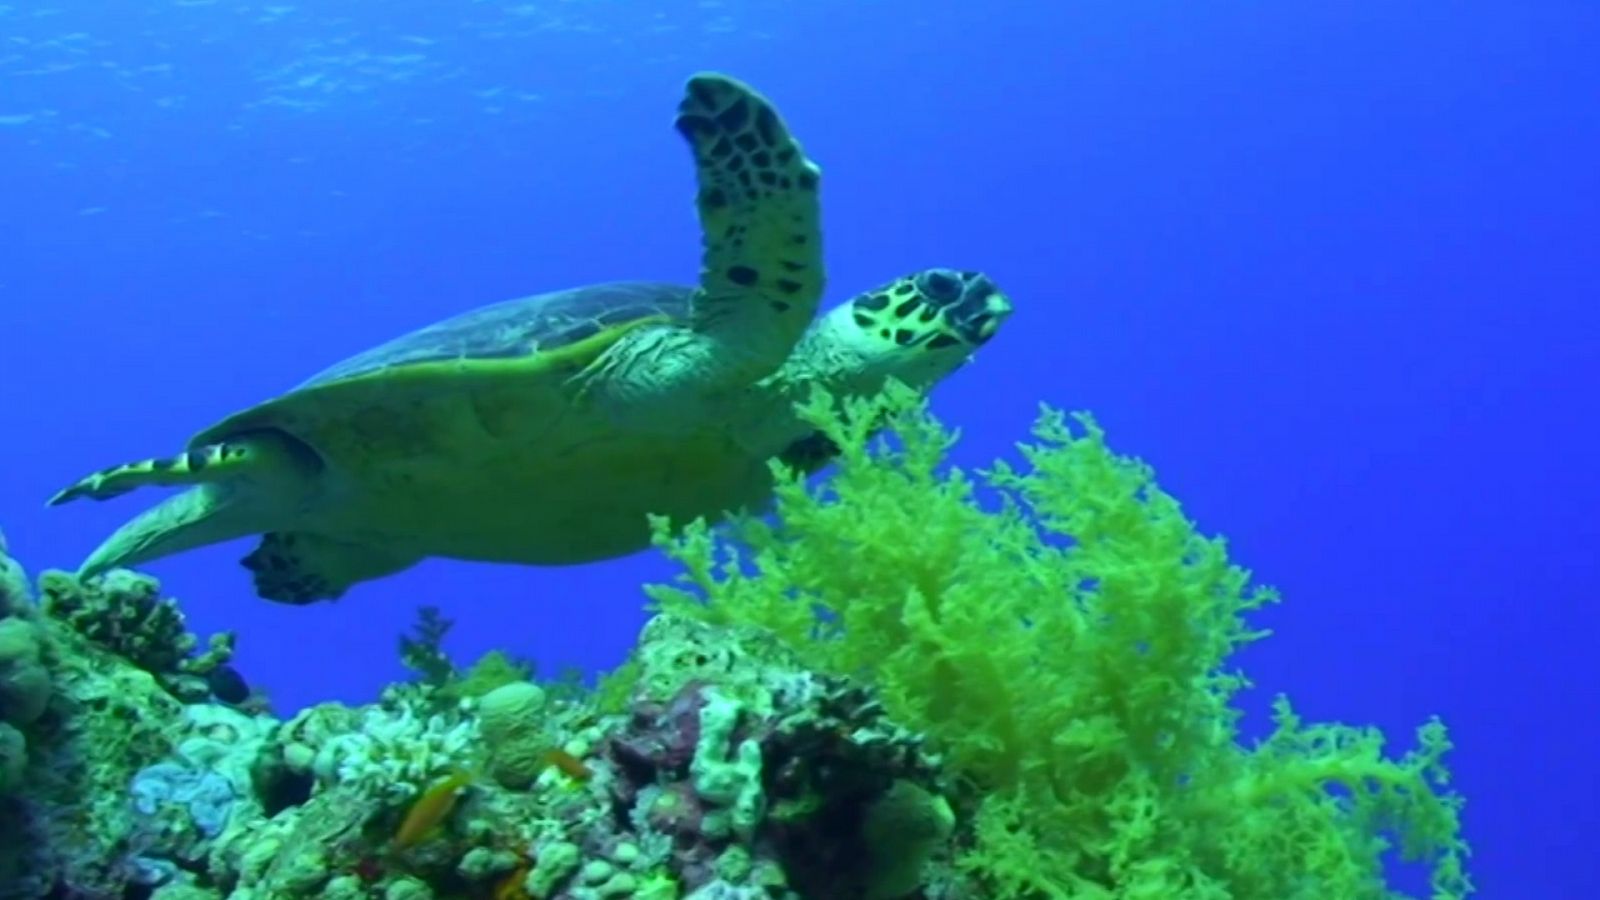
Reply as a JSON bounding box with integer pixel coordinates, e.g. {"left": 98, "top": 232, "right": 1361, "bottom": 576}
{"left": 648, "top": 383, "right": 1470, "bottom": 898}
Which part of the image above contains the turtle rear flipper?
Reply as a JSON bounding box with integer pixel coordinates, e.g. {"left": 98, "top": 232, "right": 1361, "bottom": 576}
{"left": 243, "top": 532, "right": 418, "bottom": 605}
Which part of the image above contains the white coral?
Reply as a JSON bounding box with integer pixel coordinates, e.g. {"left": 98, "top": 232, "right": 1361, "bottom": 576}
{"left": 312, "top": 700, "right": 479, "bottom": 801}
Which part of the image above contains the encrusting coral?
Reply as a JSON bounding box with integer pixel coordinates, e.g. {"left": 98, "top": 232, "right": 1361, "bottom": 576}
{"left": 0, "top": 616, "right": 51, "bottom": 729}
{"left": 0, "top": 528, "right": 48, "bottom": 797}
{"left": 37, "top": 565, "right": 239, "bottom": 703}
{"left": 0, "top": 530, "right": 28, "bottom": 614}
{"left": 0, "top": 385, "right": 1470, "bottom": 899}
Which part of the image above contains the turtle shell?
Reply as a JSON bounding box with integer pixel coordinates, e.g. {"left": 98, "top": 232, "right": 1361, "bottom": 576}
{"left": 190, "top": 281, "right": 694, "bottom": 447}
{"left": 181, "top": 279, "right": 779, "bottom": 565}
{"left": 304, "top": 281, "right": 694, "bottom": 388}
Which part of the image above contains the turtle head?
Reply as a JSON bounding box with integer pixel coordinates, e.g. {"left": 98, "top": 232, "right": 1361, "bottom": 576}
{"left": 755, "top": 269, "right": 1010, "bottom": 471}
{"left": 821, "top": 268, "right": 1012, "bottom": 392}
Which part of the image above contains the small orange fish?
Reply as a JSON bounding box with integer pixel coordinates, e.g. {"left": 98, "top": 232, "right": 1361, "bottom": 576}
{"left": 543, "top": 749, "right": 594, "bottom": 782}
{"left": 394, "top": 771, "right": 472, "bottom": 849}
{"left": 493, "top": 859, "right": 533, "bottom": 900}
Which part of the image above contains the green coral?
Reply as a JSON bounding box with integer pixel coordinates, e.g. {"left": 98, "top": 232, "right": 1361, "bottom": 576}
{"left": 36, "top": 568, "right": 234, "bottom": 699}
{"left": 310, "top": 696, "right": 480, "bottom": 799}
{"left": 477, "top": 680, "right": 550, "bottom": 788}
{"left": 399, "top": 605, "right": 456, "bottom": 687}
{"left": 528, "top": 840, "right": 581, "bottom": 897}
{"left": 648, "top": 384, "right": 1470, "bottom": 899}
{"left": 688, "top": 687, "right": 765, "bottom": 841}
{"left": 440, "top": 650, "right": 532, "bottom": 703}
{"left": 0, "top": 529, "right": 29, "bottom": 615}
{"left": 633, "top": 871, "right": 681, "bottom": 900}
{"left": 0, "top": 722, "right": 24, "bottom": 793}
{"left": 0, "top": 617, "right": 51, "bottom": 727}
{"left": 861, "top": 780, "right": 955, "bottom": 899}
{"left": 398, "top": 610, "right": 544, "bottom": 711}
{"left": 591, "top": 657, "right": 642, "bottom": 715}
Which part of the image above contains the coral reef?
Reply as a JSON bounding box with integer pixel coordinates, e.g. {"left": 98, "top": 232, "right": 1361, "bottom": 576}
{"left": 0, "top": 555, "right": 959, "bottom": 899}
{"left": 0, "top": 528, "right": 47, "bottom": 798}
{"left": 605, "top": 615, "right": 949, "bottom": 898}
{"left": 0, "top": 530, "right": 28, "bottom": 614}
{"left": 0, "top": 616, "right": 51, "bottom": 736}
{"left": 37, "top": 565, "right": 240, "bottom": 704}
{"left": 0, "top": 553, "right": 191, "bottom": 895}
{"left": 0, "top": 387, "right": 1471, "bottom": 899}
{"left": 0, "top": 536, "right": 267, "bottom": 896}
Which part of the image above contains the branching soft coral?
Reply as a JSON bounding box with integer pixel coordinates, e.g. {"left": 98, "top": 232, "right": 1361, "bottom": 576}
{"left": 647, "top": 383, "right": 1470, "bottom": 899}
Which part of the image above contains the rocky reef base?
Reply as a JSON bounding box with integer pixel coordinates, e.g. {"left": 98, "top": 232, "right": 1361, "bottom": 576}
{"left": 0, "top": 533, "right": 965, "bottom": 900}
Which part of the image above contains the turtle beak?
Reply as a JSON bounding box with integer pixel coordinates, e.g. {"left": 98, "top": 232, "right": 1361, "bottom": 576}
{"left": 946, "top": 274, "right": 1011, "bottom": 346}
{"left": 973, "top": 290, "right": 1012, "bottom": 344}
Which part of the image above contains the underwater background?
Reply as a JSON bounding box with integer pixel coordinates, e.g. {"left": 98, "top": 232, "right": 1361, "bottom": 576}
{"left": 1, "top": 0, "right": 1595, "bottom": 895}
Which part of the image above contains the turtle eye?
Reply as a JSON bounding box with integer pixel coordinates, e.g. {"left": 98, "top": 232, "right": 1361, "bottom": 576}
{"left": 916, "top": 270, "right": 962, "bottom": 304}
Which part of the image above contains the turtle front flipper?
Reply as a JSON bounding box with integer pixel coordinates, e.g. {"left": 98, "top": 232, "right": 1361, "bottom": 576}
{"left": 675, "top": 72, "right": 825, "bottom": 380}
{"left": 242, "top": 532, "right": 419, "bottom": 605}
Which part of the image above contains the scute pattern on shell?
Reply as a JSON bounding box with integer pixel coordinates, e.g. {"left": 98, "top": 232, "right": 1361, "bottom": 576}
{"left": 298, "top": 281, "right": 697, "bottom": 389}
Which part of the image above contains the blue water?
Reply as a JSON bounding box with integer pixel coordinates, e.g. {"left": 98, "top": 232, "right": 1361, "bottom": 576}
{"left": 2, "top": 1, "right": 1595, "bottom": 894}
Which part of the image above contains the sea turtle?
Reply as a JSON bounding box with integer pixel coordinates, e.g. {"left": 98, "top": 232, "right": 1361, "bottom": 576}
{"left": 49, "top": 72, "right": 1012, "bottom": 604}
